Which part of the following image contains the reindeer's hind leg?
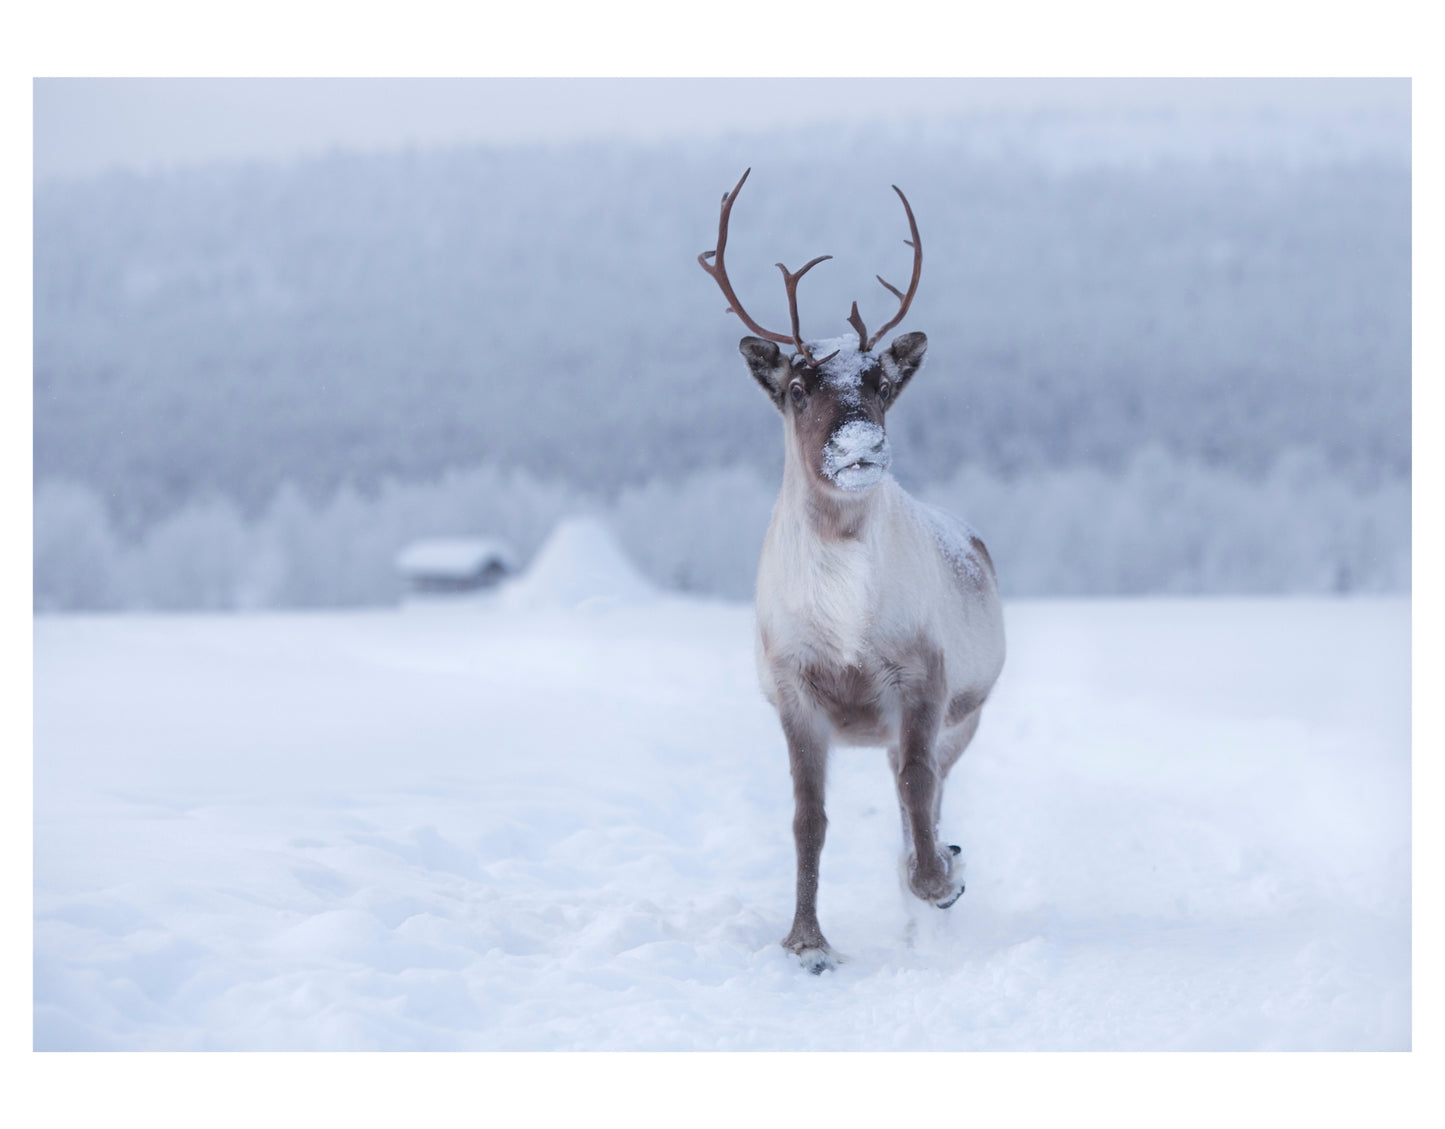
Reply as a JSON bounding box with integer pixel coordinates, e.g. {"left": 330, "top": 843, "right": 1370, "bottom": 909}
{"left": 779, "top": 706, "right": 836, "bottom": 973}
{"left": 933, "top": 706, "right": 982, "bottom": 834}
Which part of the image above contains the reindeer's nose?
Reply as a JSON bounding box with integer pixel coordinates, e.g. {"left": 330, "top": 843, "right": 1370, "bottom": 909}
{"left": 823, "top": 420, "right": 892, "bottom": 488}
{"left": 827, "top": 420, "right": 887, "bottom": 461}
{"left": 833, "top": 435, "right": 886, "bottom": 464}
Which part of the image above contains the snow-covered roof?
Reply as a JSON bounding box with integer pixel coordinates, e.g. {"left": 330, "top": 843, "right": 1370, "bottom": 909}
{"left": 395, "top": 537, "right": 516, "bottom": 579}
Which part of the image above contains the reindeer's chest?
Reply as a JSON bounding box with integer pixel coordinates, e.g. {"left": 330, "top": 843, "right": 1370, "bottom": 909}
{"left": 759, "top": 534, "right": 877, "bottom": 668}
{"left": 756, "top": 538, "right": 915, "bottom": 744}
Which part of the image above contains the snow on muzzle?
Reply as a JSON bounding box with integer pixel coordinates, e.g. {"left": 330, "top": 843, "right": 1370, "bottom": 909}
{"left": 822, "top": 419, "right": 891, "bottom": 491}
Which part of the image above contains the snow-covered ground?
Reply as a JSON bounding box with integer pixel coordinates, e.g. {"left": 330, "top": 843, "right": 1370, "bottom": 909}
{"left": 33, "top": 535, "right": 1410, "bottom": 1050}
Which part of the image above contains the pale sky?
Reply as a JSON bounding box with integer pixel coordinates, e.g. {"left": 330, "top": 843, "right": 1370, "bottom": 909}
{"left": 33, "top": 77, "right": 1409, "bottom": 182}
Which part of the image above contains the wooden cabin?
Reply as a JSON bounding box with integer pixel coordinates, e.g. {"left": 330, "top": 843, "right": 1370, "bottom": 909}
{"left": 394, "top": 537, "right": 516, "bottom": 595}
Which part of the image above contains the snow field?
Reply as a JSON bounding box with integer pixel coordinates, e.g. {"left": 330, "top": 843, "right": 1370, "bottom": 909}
{"left": 33, "top": 592, "right": 1409, "bottom": 1050}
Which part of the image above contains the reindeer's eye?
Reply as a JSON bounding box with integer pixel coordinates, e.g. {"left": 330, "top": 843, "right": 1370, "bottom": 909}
{"left": 878, "top": 379, "right": 892, "bottom": 402}
{"left": 789, "top": 382, "right": 807, "bottom": 409}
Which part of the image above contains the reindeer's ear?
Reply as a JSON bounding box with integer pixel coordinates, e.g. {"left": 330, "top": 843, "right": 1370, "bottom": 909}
{"left": 881, "top": 332, "right": 927, "bottom": 402}
{"left": 738, "top": 337, "right": 790, "bottom": 409}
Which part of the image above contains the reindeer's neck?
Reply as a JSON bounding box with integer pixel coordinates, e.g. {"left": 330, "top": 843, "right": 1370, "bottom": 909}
{"left": 763, "top": 430, "right": 894, "bottom": 669}
{"left": 779, "top": 420, "right": 881, "bottom": 545}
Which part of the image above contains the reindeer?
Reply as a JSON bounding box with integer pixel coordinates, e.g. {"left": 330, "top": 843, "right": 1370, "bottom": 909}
{"left": 700, "top": 169, "right": 1006, "bottom": 973}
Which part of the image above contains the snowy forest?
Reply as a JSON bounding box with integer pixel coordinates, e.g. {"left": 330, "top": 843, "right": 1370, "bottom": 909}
{"left": 32, "top": 103, "right": 1411, "bottom": 609}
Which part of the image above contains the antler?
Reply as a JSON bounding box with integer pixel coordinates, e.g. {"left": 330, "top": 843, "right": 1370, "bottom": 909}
{"left": 776, "top": 257, "right": 839, "bottom": 368}
{"left": 698, "top": 169, "right": 793, "bottom": 346}
{"left": 846, "top": 302, "right": 868, "bottom": 352}
{"left": 699, "top": 168, "right": 836, "bottom": 366}
{"left": 849, "top": 185, "right": 924, "bottom": 353}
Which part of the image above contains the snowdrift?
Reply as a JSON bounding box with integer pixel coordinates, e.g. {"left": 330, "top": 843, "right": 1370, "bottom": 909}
{"left": 498, "top": 515, "right": 653, "bottom": 612}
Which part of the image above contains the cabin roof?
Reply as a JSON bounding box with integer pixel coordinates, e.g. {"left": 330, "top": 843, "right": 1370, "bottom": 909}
{"left": 395, "top": 537, "right": 516, "bottom": 579}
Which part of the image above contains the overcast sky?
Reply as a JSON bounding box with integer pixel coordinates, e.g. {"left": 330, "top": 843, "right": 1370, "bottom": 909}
{"left": 33, "top": 77, "right": 1409, "bottom": 182}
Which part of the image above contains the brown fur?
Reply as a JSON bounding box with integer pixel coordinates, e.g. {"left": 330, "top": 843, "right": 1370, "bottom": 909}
{"left": 804, "top": 488, "right": 872, "bottom": 543}
{"left": 969, "top": 536, "right": 996, "bottom": 580}
{"left": 945, "top": 688, "right": 988, "bottom": 727}
{"left": 800, "top": 661, "right": 885, "bottom": 738}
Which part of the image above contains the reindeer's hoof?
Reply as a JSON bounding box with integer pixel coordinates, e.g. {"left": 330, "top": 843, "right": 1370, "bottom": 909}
{"left": 907, "top": 847, "right": 966, "bottom": 907}
{"left": 783, "top": 928, "right": 840, "bottom": 974}
{"left": 936, "top": 844, "right": 971, "bottom": 907}
{"left": 936, "top": 883, "right": 965, "bottom": 909}
{"left": 796, "top": 947, "right": 838, "bottom": 975}
{"left": 936, "top": 846, "right": 965, "bottom": 906}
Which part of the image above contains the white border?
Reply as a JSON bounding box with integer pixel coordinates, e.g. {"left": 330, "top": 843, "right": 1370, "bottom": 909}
{"left": 8, "top": 1, "right": 1436, "bottom": 1124}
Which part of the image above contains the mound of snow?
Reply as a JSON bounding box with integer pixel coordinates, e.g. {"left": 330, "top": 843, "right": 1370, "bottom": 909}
{"left": 500, "top": 516, "right": 653, "bottom": 612}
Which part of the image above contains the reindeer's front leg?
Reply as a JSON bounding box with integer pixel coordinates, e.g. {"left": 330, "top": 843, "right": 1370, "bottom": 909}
{"left": 895, "top": 654, "right": 963, "bottom": 908}
{"left": 779, "top": 708, "right": 835, "bottom": 973}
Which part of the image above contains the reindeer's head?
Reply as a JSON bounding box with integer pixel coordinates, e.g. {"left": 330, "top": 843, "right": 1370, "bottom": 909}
{"left": 700, "top": 169, "right": 927, "bottom": 494}
{"left": 738, "top": 332, "right": 926, "bottom": 493}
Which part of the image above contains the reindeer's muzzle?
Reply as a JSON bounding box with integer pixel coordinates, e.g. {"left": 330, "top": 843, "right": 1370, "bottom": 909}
{"left": 823, "top": 419, "right": 891, "bottom": 491}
